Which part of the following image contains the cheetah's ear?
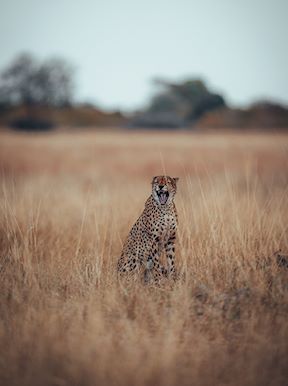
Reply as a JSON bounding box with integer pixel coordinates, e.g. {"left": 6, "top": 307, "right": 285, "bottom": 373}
{"left": 173, "top": 177, "right": 179, "bottom": 184}
{"left": 151, "top": 176, "right": 157, "bottom": 184}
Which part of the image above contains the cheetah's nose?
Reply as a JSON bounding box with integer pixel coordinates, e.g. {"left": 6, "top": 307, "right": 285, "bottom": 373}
{"left": 159, "top": 185, "right": 164, "bottom": 190}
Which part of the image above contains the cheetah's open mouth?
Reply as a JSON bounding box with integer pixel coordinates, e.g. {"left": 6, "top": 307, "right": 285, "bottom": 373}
{"left": 157, "top": 191, "right": 169, "bottom": 205}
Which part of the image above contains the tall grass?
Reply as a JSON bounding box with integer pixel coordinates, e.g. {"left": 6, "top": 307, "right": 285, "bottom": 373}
{"left": 0, "top": 131, "right": 287, "bottom": 386}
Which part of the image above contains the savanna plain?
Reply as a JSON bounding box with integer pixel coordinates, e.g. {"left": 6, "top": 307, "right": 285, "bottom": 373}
{"left": 0, "top": 130, "right": 287, "bottom": 386}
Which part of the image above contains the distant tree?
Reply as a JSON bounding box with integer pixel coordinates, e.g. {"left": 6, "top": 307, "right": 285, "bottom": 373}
{"left": 0, "top": 53, "right": 74, "bottom": 107}
{"left": 148, "top": 93, "right": 180, "bottom": 113}
{"left": 141, "top": 78, "right": 226, "bottom": 127}
{"left": 159, "top": 79, "right": 209, "bottom": 102}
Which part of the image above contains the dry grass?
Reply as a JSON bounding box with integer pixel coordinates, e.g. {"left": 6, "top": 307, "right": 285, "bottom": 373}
{"left": 0, "top": 130, "right": 288, "bottom": 386}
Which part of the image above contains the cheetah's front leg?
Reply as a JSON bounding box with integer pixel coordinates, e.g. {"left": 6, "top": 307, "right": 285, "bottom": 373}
{"left": 165, "top": 233, "right": 176, "bottom": 278}
{"left": 144, "top": 243, "right": 166, "bottom": 283}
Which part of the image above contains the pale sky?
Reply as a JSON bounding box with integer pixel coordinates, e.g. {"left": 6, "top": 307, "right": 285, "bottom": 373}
{"left": 0, "top": 0, "right": 287, "bottom": 111}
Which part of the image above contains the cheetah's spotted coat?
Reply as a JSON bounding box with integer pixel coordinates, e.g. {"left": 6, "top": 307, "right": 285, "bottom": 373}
{"left": 117, "top": 176, "right": 179, "bottom": 282}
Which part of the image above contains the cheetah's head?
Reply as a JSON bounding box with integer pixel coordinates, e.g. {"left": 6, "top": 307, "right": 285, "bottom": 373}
{"left": 151, "top": 176, "right": 179, "bottom": 206}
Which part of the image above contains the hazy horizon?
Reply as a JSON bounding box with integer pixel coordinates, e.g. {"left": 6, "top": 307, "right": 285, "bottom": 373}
{"left": 0, "top": 0, "right": 287, "bottom": 111}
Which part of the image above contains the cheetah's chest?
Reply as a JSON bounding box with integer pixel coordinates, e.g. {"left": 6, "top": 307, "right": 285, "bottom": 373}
{"left": 154, "top": 213, "right": 176, "bottom": 242}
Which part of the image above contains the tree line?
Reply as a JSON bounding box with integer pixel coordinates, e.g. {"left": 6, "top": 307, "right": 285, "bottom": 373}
{"left": 0, "top": 53, "right": 287, "bottom": 130}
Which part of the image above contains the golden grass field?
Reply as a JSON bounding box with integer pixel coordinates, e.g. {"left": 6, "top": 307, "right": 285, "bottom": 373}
{"left": 0, "top": 130, "right": 288, "bottom": 386}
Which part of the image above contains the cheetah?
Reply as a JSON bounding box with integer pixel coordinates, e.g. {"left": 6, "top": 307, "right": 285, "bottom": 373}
{"left": 117, "top": 175, "right": 179, "bottom": 282}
